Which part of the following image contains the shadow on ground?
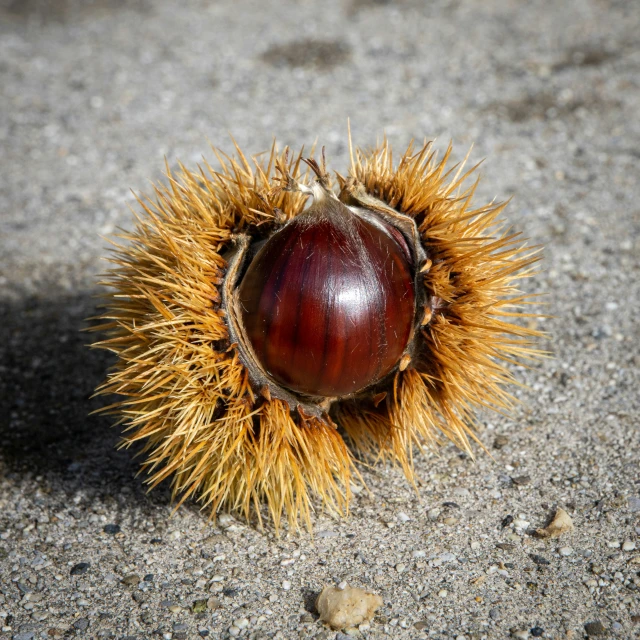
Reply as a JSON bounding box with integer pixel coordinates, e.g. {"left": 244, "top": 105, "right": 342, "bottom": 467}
{"left": 0, "top": 291, "right": 171, "bottom": 507}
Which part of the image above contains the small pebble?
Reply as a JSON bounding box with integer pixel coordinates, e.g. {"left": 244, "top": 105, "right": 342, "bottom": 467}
{"left": 228, "top": 626, "right": 240, "bottom": 637}
{"left": 437, "top": 589, "right": 448, "bottom": 598}
{"left": 103, "top": 524, "right": 120, "bottom": 535}
{"left": 169, "top": 605, "right": 182, "bottom": 613}
{"left": 337, "top": 581, "right": 347, "bottom": 590}
{"left": 233, "top": 618, "right": 249, "bottom": 629}
{"left": 622, "top": 540, "right": 636, "bottom": 551}
{"left": 529, "top": 554, "right": 550, "bottom": 566}
{"left": 443, "top": 517, "right": 458, "bottom": 526}
{"left": 70, "top": 562, "right": 90, "bottom": 576}
{"left": 207, "top": 597, "right": 221, "bottom": 611}
{"left": 584, "top": 620, "right": 607, "bottom": 636}
{"left": 397, "top": 512, "right": 410, "bottom": 523}
{"left": 489, "top": 608, "right": 500, "bottom": 620}
{"left": 530, "top": 627, "right": 544, "bottom": 637}
{"left": 513, "top": 518, "right": 530, "bottom": 530}
{"left": 493, "top": 435, "right": 509, "bottom": 449}
{"left": 559, "top": 547, "right": 573, "bottom": 556}
{"left": 173, "top": 623, "right": 188, "bottom": 632}
{"left": 395, "top": 563, "right": 406, "bottom": 573}
{"left": 628, "top": 497, "right": 640, "bottom": 513}
{"left": 282, "top": 580, "right": 291, "bottom": 590}
{"left": 511, "top": 631, "right": 529, "bottom": 640}
{"left": 73, "top": 618, "right": 89, "bottom": 631}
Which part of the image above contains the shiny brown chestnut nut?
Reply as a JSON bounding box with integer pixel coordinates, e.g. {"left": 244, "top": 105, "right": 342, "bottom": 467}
{"left": 93, "top": 139, "right": 543, "bottom": 531}
{"left": 237, "top": 161, "right": 415, "bottom": 398}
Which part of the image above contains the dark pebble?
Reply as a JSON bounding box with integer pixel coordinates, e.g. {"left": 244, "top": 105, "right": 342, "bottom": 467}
{"left": 17, "top": 582, "right": 33, "bottom": 594}
{"left": 530, "top": 627, "right": 544, "bottom": 637}
{"left": 174, "top": 634, "right": 187, "bottom": 640}
{"left": 149, "top": 537, "right": 163, "bottom": 544}
{"left": 501, "top": 515, "right": 514, "bottom": 528}
{"left": 73, "top": 618, "right": 89, "bottom": 631}
{"left": 442, "top": 502, "right": 460, "bottom": 508}
{"left": 499, "top": 474, "right": 514, "bottom": 486}
{"left": 198, "top": 631, "right": 210, "bottom": 638}
{"left": 70, "top": 562, "right": 90, "bottom": 576}
{"left": 493, "top": 435, "right": 509, "bottom": 449}
{"left": 496, "top": 543, "right": 516, "bottom": 551}
{"left": 143, "top": 574, "right": 154, "bottom": 582}
{"left": 631, "top": 615, "right": 640, "bottom": 624}
{"left": 584, "top": 621, "right": 607, "bottom": 636}
{"left": 489, "top": 608, "right": 500, "bottom": 620}
{"left": 103, "top": 524, "right": 120, "bottom": 535}
{"left": 512, "top": 475, "right": 531, "bottom": 486}
{"left": 222, "top": 587, "right": 238, "bottom": 597}
{"left": 529, "top": 554, "right": 550, "bottom": 566}
{"left": 173, "top": 623, "right": 188, "bottom": 632}
{"left": 413, "top": 621, "right": 428, "bottom": 631}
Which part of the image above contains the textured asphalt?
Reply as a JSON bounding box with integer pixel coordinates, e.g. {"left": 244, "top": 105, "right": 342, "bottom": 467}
{"left": 1, "top": 1, "right": 639, "bottom": 639}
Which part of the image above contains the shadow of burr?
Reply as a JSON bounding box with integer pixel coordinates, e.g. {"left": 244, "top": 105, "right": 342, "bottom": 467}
{"left": 0, "top": 290, "right": 171, "bottom": 508}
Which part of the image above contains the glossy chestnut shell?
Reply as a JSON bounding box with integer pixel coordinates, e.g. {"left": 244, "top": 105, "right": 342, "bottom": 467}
{"left": 237, "top": 192, "right": 416, "bottom": 397}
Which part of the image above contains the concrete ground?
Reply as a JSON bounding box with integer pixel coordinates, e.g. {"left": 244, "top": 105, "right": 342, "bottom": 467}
{"left": 1, "top": 0, "right": 639, "bottom": 638}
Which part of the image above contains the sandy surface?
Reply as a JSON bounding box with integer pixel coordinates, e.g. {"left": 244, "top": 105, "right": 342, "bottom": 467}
{"left": 1, "top": 1, "right": 639, "bottom": 638}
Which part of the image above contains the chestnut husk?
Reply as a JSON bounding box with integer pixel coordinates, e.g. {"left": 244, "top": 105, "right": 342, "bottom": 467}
{"left": 91, "top": 139, "right": 542, "bottom": 531}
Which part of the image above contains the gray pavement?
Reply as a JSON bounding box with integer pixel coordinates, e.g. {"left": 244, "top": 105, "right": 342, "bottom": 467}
{"left": 0, "top": 1, "right": 639, "bottom": 638}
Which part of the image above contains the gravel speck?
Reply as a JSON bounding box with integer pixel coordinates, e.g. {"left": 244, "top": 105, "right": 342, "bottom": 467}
{"left": 584, "top": 620, "right": 607, "bottom": 636}
{"left": 559, "top": 546, "right": 573, "bottom": 556}
{"left": 70, "top": 562, "right": 90, "bottom": 576}
{"left": 103, "top": 524, "right": 120, "bottom": 535}
{"left": 529, "top": 554, "right": 550, "bottom": 566}
{"left": 73, "top": 618, "right": 89, "bottom": 631}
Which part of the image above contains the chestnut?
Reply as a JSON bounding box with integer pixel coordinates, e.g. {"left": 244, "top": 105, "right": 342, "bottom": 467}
{"left": 92, "top": 138, "right": 542, "bottom": 531}
{"left": 237, "top": 162, "right": 415, "bottom": 397}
